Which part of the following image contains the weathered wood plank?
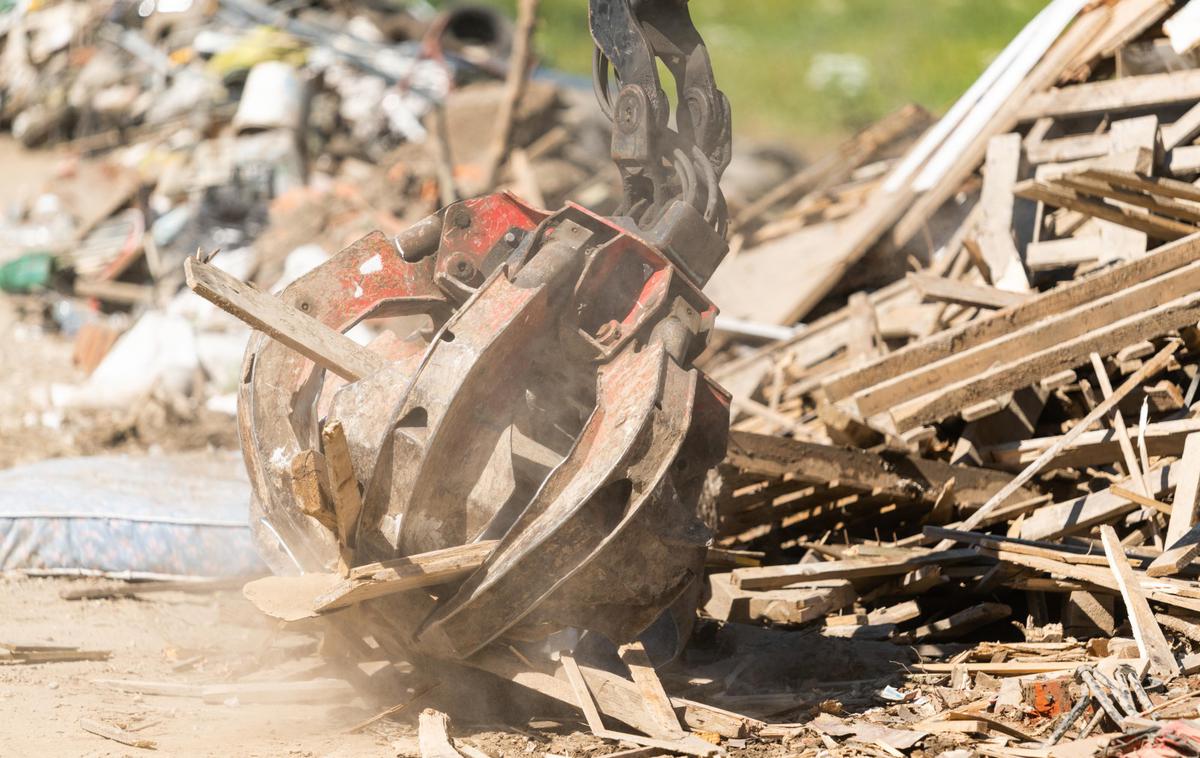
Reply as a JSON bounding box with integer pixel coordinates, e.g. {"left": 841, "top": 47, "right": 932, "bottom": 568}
{"left": 909, "top": 272, "right": 1029, "bottom": 310}
{"left": 952, "top": 342, "right": 1179, "bottom": 532}
{"left": 185, "top": 256, "right": 386, "bottom": 382}
{"left": 314, "top": 541, "right": 497, "bottom": 612}
{"left": 1019, "top": 68, "right": 1200, "bottom": 121}
{"left": 1013, "top": 179, "right": 1197, "bottom": 240}
{"left": 1021, "top": 462, "right": 1176, "bottom": 541}
{"left": 1101, "top": 525, "right": 1181, "bottom": 680}
{"left": 851, "top": 260, "right": 1198, "bottom": 422}
{"left": 985, "top": 417, "right": 1200, "bottom": 471}
{"left": 729, "top": 549, "right": 977, "bottom": 591}
{"left": 886, "top": 298, "right": 1191, "bottom": 430}
{"left": 821, "top": 233, "right": 1200, "bottom": 402}
{"left": 726, "top": 431, "right": 1032, "bottom": 508}
{"left": 977, "top": 133, "right": 1031, "bottom": 291}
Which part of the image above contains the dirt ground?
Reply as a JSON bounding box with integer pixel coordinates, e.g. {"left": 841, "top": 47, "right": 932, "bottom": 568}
{"left": 0, "top": 575, "right": 635, "bottom": 757}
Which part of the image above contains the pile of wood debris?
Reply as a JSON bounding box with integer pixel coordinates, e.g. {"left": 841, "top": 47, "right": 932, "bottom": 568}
{"left": 676, "top": 0, "right": 1200, "bottom": 754}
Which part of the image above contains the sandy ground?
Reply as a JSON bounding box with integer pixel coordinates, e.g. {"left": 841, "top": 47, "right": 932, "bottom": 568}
{"left": 0, "top": 576, "right": 624, "bottom": 757}
{"left": 0, "top": 575, "right": 408, "bottom": 756}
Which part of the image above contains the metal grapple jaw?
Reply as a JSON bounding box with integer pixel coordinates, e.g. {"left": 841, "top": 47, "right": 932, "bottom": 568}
{"left": 238, "top": 192, "right": 730, "bottom": 662}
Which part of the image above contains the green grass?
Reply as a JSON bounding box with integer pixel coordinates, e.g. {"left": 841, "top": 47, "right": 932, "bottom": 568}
{"left": 450, "top": 0, "right": 1048, "bottom": 148}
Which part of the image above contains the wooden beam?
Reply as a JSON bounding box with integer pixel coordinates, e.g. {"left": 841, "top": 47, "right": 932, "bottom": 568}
{"left": 1163, "top": 100, "right": 1200, "bottom": 150}
{"left": 1084, "top": 168, "right": 1200, "bottom": 205}
{"left": 1090, "top": 352, "right": 1149, "bottom": 497}
{"left": 909, "top": 602, "right": 1012, "bottom": 642}
{"left": 729, "top": 549, "right": 978, "bottom": 591}
{"left": 1027, "top": 132, "right": 1111, "bottom": 165}
{"left": 1159, "top": 430, "right": 1200, "bottom": 547}
{"left": 726, "top": 431, "right": 1031, "bottom": 509}
{"left": 1147, "top": 522, "right": 1200, "bottom": 578}
{"left": 468, "top": 647, "right": 756, "bottom": 739}
{"left": 986, "top": 417, "right": 1200, "bottom": 471}
{"left": 982, "top": 546, "right": 1200, "bottom": 615}
{"left": 1025, "top": 236, "right": 1100, "bottom": 271}
{"left": 1013, "top": 179, "right": 1197, "bottom": 240}
{"left": 1021, "top": 462, "right": 1176, "bottom": 541}
{"left": 617, "top": 642, "right": 685, "bottom": 740}
{"left": 1018, "top": 68, "right": 1200, "bottom": 121}
{"left": 314, "top": 541, "right": 496, "bottom": 612}
{"left": 184, "top": 256, "right": 386, "bottom": 382}
{"left": 560, "top": 653, "right": 720, "bottom": 756}
{"left": 955, "top": 342, "right": 1179, "bottom": 533}
{"left": 878, "top": 286, "right": 1195, "bottom": 431}
{"left": 419, "top": 709, "right": 464, "bottom": 758}
{"left": 1100, "top": 525, "right": 1181, "bottom": 680}
{"left": 322, "top": 419, "right": 363, "bottom": 573}
{"left": 912, "top": 661, "right": 1083, "bottom": 675}
{"left": 703, "top": 574, "right": 856, "bottom": 625}
{"left": 924, "top": 525, "right": 1158, "bottom": 567}
{"left": 822, "top": 233, "right": 1200, "bottom": 402}
{"left": 1054, "top": 175, "right": 1200, "bottom": 225}
{"left": 908, "top": 272, "right": 1029, "bottom": 310}
{"left": 977, "top": 133, "right": 1031, "bottom": 291}
{"left": 890, "top": 5, "right": 1106, "bottom": 250}
{"left": 290, "top": 449, "right": 335, "bottom": 531}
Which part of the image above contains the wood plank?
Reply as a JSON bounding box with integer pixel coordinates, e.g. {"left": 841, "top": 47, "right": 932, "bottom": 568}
{"left": 883, "top": 274, "right": 1193, "bottom": 428}
{"left": 1054, "top": 174, "right": 1200, "bottom": 225}
{"left": 323, "top": 419, "right": 362, "bottom": 573}
{"left": 1164, "top": 101, "right": 1200, "bottom": 150}
{"left": 887, "top": 301, "right": 1188, "bottom": 431}
{"left": 1025, "top": 237, "right": 1100, "bottom": 271}
{"left": 982, "top": 547, "right": 1200, "bottom": 615}
{"left": 729, "top": 549, "right": 978, "bottom": 591}
{"left": 1090, "top": 352, "right": 1149, "bottom": 497}
{"left": 314, "top": 541, "right": 496, "bottom": 612}
{"left": 868, "top": 600, "right": 922, "bottom": 626}
{"left": 703, "top": 573, "right": 856, "bottom": 625}
{"left": 1027, "top": 132, "right": 1111, "bottom": 165}
{"left": 1100, "top": 525, "right": 1181, "bottom": 680}
{"left": 822, "top": 232, "right": 1200, "bottom": 402}
{"left": 1084, "top": 168, "right": 1200, "bottom": 205}
{"left": 985, "top": 417, "right": 1200, "bottom": 471}
{"left": 977, "top": 133, "right": 1032, "bottom": 291}
{"left": 1147, "top": 522, "right": 1200, "bottom": 578}
{"left": 470, "top": 648, "right": 755, "bottom": 739}
{"left": 618, "top": 642, "right": 686, "bottom": 740}
{"left": 912, "top": 661, "right": 1082, "bottom": 675}
{"left": 199, "top": 678, "right": 356, "bottom": 704}
{"left": 909, "top": 272, "right": 1029, "bottom": 309}
{"left": 1161, "top": 430, "right": 1200, "bottom": 551}
{"left": 185, "top": 257, "right": 385, "bottom": 382}
{"left": 290, "top": 449, "right": 334, "bottom": 531}
{"left": 1021, "top": 462, "right": 1176, "bottom": 541}
{"left": 1062, "top": 0, "right": 1173, "bottom": 80}
{"left": 1169, "top": 144, "right": 1200, "bottom": 174}
{"left": 923, "top": 526, "right": 1157, "bottom": 567}
{"left": 1018, "top": 68, "right": 1200, "bottom": 121}
{"left": 952, "top": 342, "right": 1179, "bottom": 532}
{"left": 1013, "top": 179, "right": 1197, "bottom": 240}
{"left": 80, "top": 718, "right": 156, "bottom": 750}
{"left": 712, "top": 278, "right": 914, "bottom": 404}
{"left": 891, "top": 4, "right": 1105, "bottom": 249}
{"left": 560, "top": 653, "right": 720, "bottom": 756}
{"left": 726, "top": 431, "right": 1031, "bottom": 508}
{"left": 419, "top": 708, "right": 464, "bottom": 758}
